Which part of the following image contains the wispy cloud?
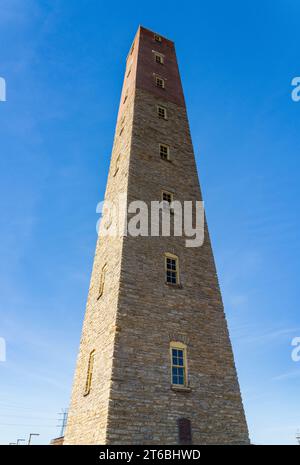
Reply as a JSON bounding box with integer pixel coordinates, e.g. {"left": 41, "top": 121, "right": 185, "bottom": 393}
{"left": 0, "top": 0, "right": 36, "bottom": 26}
{"left": 232, "top": 325, "right": 300, "bottom": 346}
{"left": 272, "top": 368, "right": 300, "bottom": 382}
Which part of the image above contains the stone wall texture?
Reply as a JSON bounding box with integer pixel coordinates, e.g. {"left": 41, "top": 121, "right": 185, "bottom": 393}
{"left": 64, "top": 26, "right": 250, "bottom": 445}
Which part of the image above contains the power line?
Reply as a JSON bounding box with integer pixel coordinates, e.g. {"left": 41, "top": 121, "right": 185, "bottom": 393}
{"left": 0, "top": 414, "right": 56, "bottom": 420}
{"left": 0, "top": 403, "right": 49, "bottom": 411}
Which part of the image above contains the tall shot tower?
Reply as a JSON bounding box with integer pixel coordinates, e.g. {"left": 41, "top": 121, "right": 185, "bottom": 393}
{"left": 64, "top": 26, "right": 250, "bottom": 445}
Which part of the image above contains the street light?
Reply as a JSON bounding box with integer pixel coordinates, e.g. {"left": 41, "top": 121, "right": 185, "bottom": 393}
{"left": 16, "top": 439, "right": 25, "bottom": 445}
{"left": 28, "top": 433, "right": 40, "bottom": 445}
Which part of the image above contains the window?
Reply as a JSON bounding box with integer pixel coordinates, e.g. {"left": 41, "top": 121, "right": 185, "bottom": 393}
{"left": 157, "top": 105, "right": 167, "bottom": 119}
{"left": 155, "top": 76, "right": 165, "bottom": 89}
{"left": 154, "top": 52, "right": 164, "bottom": 64}
{"left": 113, "top": 154, "right": 120, "bottom": 177}
{"left": 162, "top": 190, "right": 173, "bottom": 205}
{"left": 170, "top": 342, "right": 187, "bottom": 386}
{"left": 159, "top": 143, "right": 170, "bottom": 161}
{"left": 119, "top": 127, "right": 124, "bottom": 137}
{"left": 84, "top": 350, "right": 95, "bottom": 395}
{"left": 165, "top": 253, "right": 179, "bottom": 285}
{"left": 123, "top": 93, "right": 128, "bottom": 104}
{"left": 127, "top": 67, "right": 131, "bottom": 78}
{"left": 97, "top": 264, "right": 107, "bottom": 298}
{"left": 154, "top": 34, "right": 162, "bottom": 43}
{"left": 162, "top": 191, "right": 174, "bottom": 214}
{"left": 178, "top": 418, "right": 192, "bottom": 445}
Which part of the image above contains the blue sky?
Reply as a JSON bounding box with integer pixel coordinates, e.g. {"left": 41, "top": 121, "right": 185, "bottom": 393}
{"left": 0, "top": 0, "right": 300, "bottom": 445}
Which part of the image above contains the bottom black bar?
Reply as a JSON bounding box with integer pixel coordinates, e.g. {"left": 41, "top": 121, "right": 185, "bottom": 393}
{"left": 0, "top": 444, "right": 299, "bottom": 463}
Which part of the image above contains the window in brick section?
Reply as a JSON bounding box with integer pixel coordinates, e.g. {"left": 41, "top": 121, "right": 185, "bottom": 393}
{"left": 155, "top": 76, "right": 165, "bottom": 89}
{"left": 97, "top": 264, "right": 107, "bottom": 298}
{"left": 157, "top": 105, "right": 167, "bottom": 119}
{"left": 170, "top": 341, "right": 187, "bottom": 386}
{"left": 113, "top": 154, "right": 121, "bottom": 177}
{"left": 159, "top": 143, "right": 170, "bottom": 161}
{"left": 84, "top": 350, "right": 95, "bottom": 396}
{"left": 154, "top": 34, "right": 162, "bottom": 43}
{"left": 165, "top": 253, "right": 179, "bottom": 285}
{"left": 178, "top": 418, "right": 192, "bottom": 445}
{"left": 154, "top": 52, "right": 164, "bottom": 64}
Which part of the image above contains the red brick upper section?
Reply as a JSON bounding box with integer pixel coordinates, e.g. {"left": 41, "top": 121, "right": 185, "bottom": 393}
{"left": 132, "top": 26, "right": 186, "bottom": 108}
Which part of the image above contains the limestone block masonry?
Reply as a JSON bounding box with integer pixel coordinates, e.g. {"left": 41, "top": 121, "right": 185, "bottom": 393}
{"left": 64, "top": 26, "right": 250, "bottom": 445}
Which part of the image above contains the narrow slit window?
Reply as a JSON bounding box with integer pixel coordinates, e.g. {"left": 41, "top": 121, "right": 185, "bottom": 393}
{"left": 98, "top": 264, "right": 107, "bottom": 298}
{"left": 84, "top": 350, "right": 95, "bottom": 396}
{"left": 165, "top": 253, "right": 179, "bottom": 285}
{"left": 113, "top": 154, "right": 120, "bottom": 177}
{"left": 120, "top": 115, "right": 125, "bottom": 126}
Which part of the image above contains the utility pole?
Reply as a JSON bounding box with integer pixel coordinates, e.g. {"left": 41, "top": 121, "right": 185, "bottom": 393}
{"left": 16, "top": 439, "right": 25, "bottom": 445}
{"left": 57, "top": 408, "right": 68, "bottom": 437}
{"left": 28, "top": 433, "right": 40, "bottom": 445}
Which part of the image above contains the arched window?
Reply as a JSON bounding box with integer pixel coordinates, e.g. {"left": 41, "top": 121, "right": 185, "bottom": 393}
{"left": 178, "top": 418, "right": 192, "bottom": 445}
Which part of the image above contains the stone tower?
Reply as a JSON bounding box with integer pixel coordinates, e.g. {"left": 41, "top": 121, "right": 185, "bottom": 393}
{"left": 64, "top": 26, "right": 249, "bottom": 445}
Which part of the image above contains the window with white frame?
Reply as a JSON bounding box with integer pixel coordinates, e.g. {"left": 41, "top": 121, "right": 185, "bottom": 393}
{"left": 155, "top": 76, "right": 165, "bottom": 89}
{"left": 162, "top": 190, "right": 173, "bottom": 205}
{"left": 157, "top": 105, "right": 167, "bottom": 119}
{"left": 165, "top": 253, "right": 179, "bottom": 285}
{"left": 159, "top": 143, "right": 170, "bottom": 161}
{"left": 154, "top": 52, "right": 164, "bottom": 64}
{"left": 170, "top": 342, "right": 187, "bottom": 387}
